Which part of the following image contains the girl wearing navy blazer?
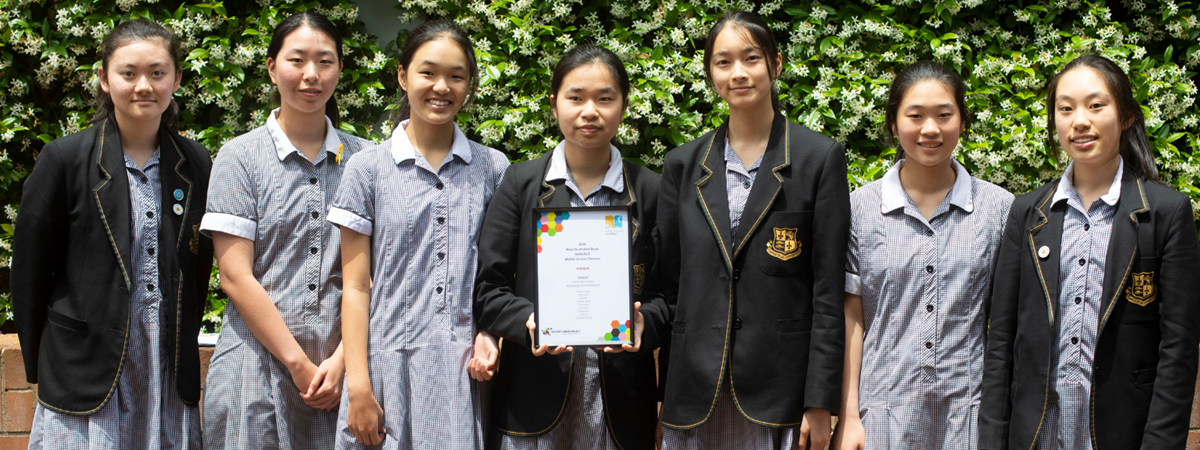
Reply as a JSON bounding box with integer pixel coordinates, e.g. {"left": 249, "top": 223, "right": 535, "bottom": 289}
{"left": 12, "top": 19, "right": 213, "bottom": 449}
{"left": 473, "top": 44, "right": 669, "bottom": 450}
{"left": 978, "top": 55, "right": 1200, "bottom": 449}
{"left": 657, "top": 10, "right": 850, "bottom": 450}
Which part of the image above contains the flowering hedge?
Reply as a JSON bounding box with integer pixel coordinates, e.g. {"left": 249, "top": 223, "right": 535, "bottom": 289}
{"left": 1, "top": 0, "right": 1197, "bottom": 328}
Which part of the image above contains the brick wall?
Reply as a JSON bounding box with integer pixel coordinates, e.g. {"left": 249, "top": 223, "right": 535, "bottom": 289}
{"left": 0, "top": 336, "right": 1198, "bottom": 448}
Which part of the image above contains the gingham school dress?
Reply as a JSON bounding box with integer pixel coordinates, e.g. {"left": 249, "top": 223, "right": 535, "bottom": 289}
{"left": 200, "top": 111, "right": 370, "bottom": 450}
{"left": 29, "top": 150, "right": 201, "bottom": 450}
{"left": 328, "top": 121, "right": 509, "bottom": 449}
{"left": 844, "top": 159, "right": 1013, "bottom": 449}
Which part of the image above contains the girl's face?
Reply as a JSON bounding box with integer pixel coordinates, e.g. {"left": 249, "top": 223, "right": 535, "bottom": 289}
{"left": 267, "top": 26, "right": 341, "bottom": 116}
{"left": 99, "top": 40, "right": 181, "bottom": 125}
{"left": 552, "top": 63, "right": 625, "bottom": 153}
{"left": 892, "top": 80, "right": 962, "bottom": 169}
{"left": 399, "top": 37, "right": 470, "bottom": 127}
{"left": 1054, "top": 67, "right": 1128, "bottom": 169}
{"left": 708, "top": 26, "right": 781, "bottom": 112}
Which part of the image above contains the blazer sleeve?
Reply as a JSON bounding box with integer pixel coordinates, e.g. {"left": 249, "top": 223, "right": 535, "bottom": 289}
{"left": 191, "top": 152, "right": 215, "bottom": 328}
{"left": 1140, "top": 196, "right": 1200, "bottom": 448}
{"left": 474, "top": 165, "right": 536, "bottom": 347}
{"left": 978, "top": 209, "right": 1023, "bottom": 449}
{"left": 804, "top": 141, "right": 850, "bottom": 413}
{"left": 11, "top": 141, "right": 69, "bottom": 383}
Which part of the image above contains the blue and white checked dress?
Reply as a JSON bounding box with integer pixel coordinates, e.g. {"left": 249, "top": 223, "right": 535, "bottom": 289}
{"left": 328, "top": 121, "right": 509, "bottom": 449}
{"left": 662, "top": 139, "right": 801, "bottom": 450}
{"left": 29, "top": 149, "right": 201, "bottom": 450}
{"left": 494, "top": 142, "right": 623, "bottom": 450}
{"left": 844, "top": 159, "right": 1013, "bottom": 449}
{"left": 200, "top": 111, "right": 370, "bottom": 450}
{"left": 1037, "top": 160, "right": 1122, "bottom": 450}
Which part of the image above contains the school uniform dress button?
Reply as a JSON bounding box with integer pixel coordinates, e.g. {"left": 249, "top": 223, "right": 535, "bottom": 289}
{"left": 925, "top": 265, "right": 934, "bottom": 273}
{"left": 1084, "top": 223, "right": 1090, "bottom": 231}
{"left": 147, "top": 247, "right": 155, "bottom": 256}
{"left": 435, "top": 182, "right": 444, "bottom": 190}
{"left": 146, "top": 211, "right": 154, "bottom": 219}
{"left": 925, "top": 342, "right": 933, "bottom": 349}
{"left": 437, "top": 217, "right": 445, "bottom": 224}
{"left": 308, "top": 284, "right": 316, "bottom": 291}
{"left": 437, "top": 252, "right": 445, "bottom": 260}
{"left": 311, "top": 211, "right": 319, "bottom": 219}
{"left": 733, "top": 319, "right": 742, "bottom": 330}
{"left": 310, "top": 247, "right": 318, "bottom": 254}
{"left": 436, "top": 287, "right": 443, "bottom": 294}
{"left": 1078, "top": 258, "right": 1086, "bottom": 266}
{"left": 147, "top": 284, "right": 154, "bottom": 292}
{"left": 309, "top": 177, "right": 317, "bottom": 184}
{"left": 1071, "top": 337, "right": 1079, "bottom": 344}
{"left": 926, "top": 304, "right": 934, "bottom": 312}
{"left": 1075, "top": 297, "right": 1082, "bottom": 304}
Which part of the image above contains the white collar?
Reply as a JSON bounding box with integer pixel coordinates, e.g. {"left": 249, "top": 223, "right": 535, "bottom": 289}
{"left": 1052, "top": 158, "right": 1124, "bottom": 207}
{"left": 389, "top": 119, "right": 473, "bottom": 166}
{"left": 880, "top": 158, "right": 974, "bottom": 214}
{"left": 265, "top": 108, "right": 341, "bottom": 162}
{"left": 544, "top": 141, "right": 625, "bottom": 193}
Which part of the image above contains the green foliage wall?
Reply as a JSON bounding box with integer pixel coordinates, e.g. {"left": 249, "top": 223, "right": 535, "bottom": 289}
{"left": 1, "top": 0, "right": 1197, "bottom": 328}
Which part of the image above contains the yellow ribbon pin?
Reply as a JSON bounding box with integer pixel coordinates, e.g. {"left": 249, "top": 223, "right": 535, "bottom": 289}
{"left": 336, "top": 144, "right": 344, "bottom": 165}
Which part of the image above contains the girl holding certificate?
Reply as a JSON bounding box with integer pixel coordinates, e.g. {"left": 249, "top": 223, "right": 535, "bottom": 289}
{"left": 13, "top": 19, "right": 212, "bottom": 449}
{"left": 473, "top": 44, "right": 671, "bottom": 450}
{"left": 657, "top": 10, "right": 849, "bottom": 450}
{"left": 831, "top": 61, "right": 1013, "bottom": 450}
{"left": 978, "top": 55, "right": 1200, "bottom": 449}
{"left": 330, "top": 19, "right": 510, "bottom": 449}
{"left": 201, "top": 12, "right": 371, "bottom": 450}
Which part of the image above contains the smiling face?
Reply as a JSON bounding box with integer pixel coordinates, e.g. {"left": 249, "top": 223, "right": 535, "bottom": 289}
{"left": 1054, "top": 67, "right": 1128, "bottom": 171}
{"left": 399, "top": 36, "right": 470, "bottom": 128}
{"left": 552, "top": 62, "right": 625, "bottom": 153}
{"left": 892, "top": 80, "right": 962, "bottom": 169}
{"left": 707, "top": 25, "right": 781, "bottom": 112}
{"left": 99, "top": 39, "right": 181, "bottom": 126}
{"left": 267, "top": 25, "right": 341, "bottom": 117}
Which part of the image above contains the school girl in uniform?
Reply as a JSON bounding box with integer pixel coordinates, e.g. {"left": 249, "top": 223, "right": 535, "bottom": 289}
{"left": 830, "top": 61, "right": 1013, "bottom": 450}
{"left": 12, "top": 19, "right": 212, "bottom": 449}
{"left": 471, "top": 44, "right": 670, "bottom": 450}
{"left": 200, "top": 12, "right": 372, "bottom": 450}
{"left": 330, "top": 19, "right": 510, "bottom": 449}
{"left": 657, "top": 10, "right": 850, "bottom": 450}
{"left": 978, "top": 55, "right": 1200, "bottom": 449}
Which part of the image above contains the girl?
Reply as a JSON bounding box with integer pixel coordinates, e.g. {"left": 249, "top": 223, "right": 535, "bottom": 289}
{"left": 657, "top": 10, "right": 849, "bottom": 450}
{"left": 978, "top": 55, "right": 1200, "bottom": 449}
{"left": 330, "top": 19, "right": 510, "bottom": 449}
{"left": 831, "top": 61, "right": 1013, "bottom": 450}
{"left": 472, "top": 44, "right": 670, "bottom": 450}
{"left": 13, "top": 19, "right": 212, "bottom": 449}
{"left": 200, "top": 12, "right": 371, "bottom": 450}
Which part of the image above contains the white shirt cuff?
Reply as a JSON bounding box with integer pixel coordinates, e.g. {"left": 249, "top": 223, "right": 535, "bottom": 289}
{"left": 845, "top": 272, "right": 862, "bottom": 295}
{"left": 199, "top": 212, "right": 256, "bottom": 240}
{"left": 327, "top": 207, "right": 372, "bottom": 236}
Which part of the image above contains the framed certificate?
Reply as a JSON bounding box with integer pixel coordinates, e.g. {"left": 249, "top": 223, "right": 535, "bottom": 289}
{"left": 534, "top": 205, "right": 633, "bottom": 347}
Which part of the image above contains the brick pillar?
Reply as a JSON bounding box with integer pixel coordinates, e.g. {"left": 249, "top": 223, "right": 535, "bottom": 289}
{"left": 0, "top": 334, "right": 32, "bottom": 449}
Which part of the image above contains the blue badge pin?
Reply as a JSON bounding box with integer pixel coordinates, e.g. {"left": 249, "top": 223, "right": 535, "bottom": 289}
{"left": 173, "top": 189, "right": 184, "bottom": 201}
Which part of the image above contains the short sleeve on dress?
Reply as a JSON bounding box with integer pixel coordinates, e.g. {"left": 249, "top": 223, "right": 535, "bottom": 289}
{"left": 202, "top": 147, "right": 258, "bottom": 240}
{"left": 328, "top": 151, "right": 376, "bottom": 236}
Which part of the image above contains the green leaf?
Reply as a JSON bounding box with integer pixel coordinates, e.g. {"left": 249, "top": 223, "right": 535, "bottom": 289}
{"left": 186, "top": 48, "right": 209, "bottom": 61}
{"left": 242, "top": 29, "right": 260, "bottom": 36}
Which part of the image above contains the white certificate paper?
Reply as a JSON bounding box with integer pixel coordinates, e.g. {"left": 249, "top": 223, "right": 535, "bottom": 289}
{"left": 535, "top": 206, "right": 632, "bottom": 347}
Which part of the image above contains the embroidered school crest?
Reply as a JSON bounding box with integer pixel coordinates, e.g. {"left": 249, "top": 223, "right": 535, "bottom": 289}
{"left": 190, "top": 224, "right": 201, "bottom": 255}
{"left": 1126, "top": 271, "right": 1157, "bottom": 306}
{"left": 632, "top": 263, "right": 646, "bottom": 295}
{"left": 766, "top": 227, "right": 802, "bottom": 261}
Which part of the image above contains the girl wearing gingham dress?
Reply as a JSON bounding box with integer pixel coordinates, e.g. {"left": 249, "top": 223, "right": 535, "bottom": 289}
{"left": 330, "top": 20, "right": 509, "bottom": 449}
{"left": 200, "top": 12, "right": 371, "bottom": 450}
{"left": 14, "top": 19, "right": 212, "bottom": 450}
{"left": 832, "top": 62, "right": 1013, "bottom": 450}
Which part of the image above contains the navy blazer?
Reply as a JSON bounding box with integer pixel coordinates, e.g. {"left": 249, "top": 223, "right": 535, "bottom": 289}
{"left": 12, "top": 119, "right": 213, "bottom": 414}
{"left": 979, "top": 169, "right": 1200, "bottom": 449}
{"left": 658, "top": 113, "right": 849, "bottom": 429}
{"left": 474, "top": 154, "right": 670, "bottom": 449}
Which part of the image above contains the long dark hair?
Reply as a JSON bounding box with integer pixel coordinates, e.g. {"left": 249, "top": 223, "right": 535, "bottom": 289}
{"left": 90, "top": 19, "right": 182, "bottom": 130}
{"left": 702, "top": 11, "right": 781, "bottom": 112}
{"left": 551, "top": 45, "right": 630, "bottom": 145}
{"left": 267, "top": 11, "right": 344, "bottom": 128}
{"left": 884, "top": 61, "right": 971, "bottom": 162}
{"left": 1046, "top": 55, "right": 1160, "bottom": 182}
{"left": 393, "top": 19, "right": 479, "bottom": 122}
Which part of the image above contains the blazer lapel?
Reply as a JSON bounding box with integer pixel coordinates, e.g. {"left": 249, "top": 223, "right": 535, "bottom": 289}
{"left": 693, "top": 126, "right": 734, "bottom": 271}
{"left": 731, "top": 113, "right": 788, "bottom": 259}
{"left": 1098, "top": 173, "right": 1148, "bottom": 332}
{"left": 158, "top": 127, "right": 193, "bottom": 253}
{"left": 1028, "top": 186, "right": 1064, "bottom": 326}
{"left": 93, "top": 119, "right": 133, "bottom": 290}
{"left": 537, "top": 155, "right": 572, "bottom": 208}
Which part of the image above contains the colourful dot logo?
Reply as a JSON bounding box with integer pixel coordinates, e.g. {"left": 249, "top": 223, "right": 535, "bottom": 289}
{"left": 536, "top": 211, "right": 570, "bottom": 253}
{"left": 599, "top": 319, "right": 632, "bottom": 342}
{"left": 542, "top": 328, "right": 553, "bottom": 336}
